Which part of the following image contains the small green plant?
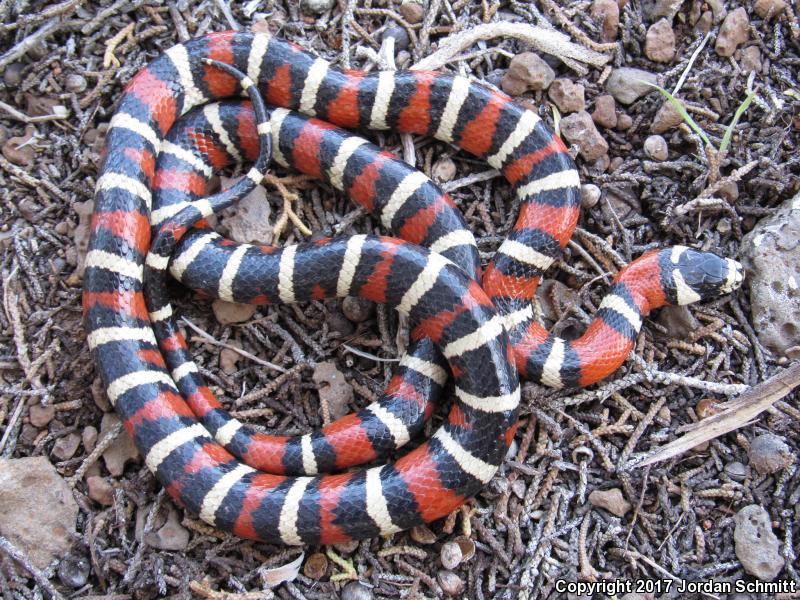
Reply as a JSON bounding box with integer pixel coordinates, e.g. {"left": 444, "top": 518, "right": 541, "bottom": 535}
{"left": 642, "top": 81, "right": 755, "bottom": 182}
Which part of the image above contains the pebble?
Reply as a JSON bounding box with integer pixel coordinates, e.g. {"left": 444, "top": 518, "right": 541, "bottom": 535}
{"left": 706, "top": 0, "right": 727, "bottom": 21}
{"left": 432, "top": 156, "right": 457, "bottom": 183}
{"left": 382, "top": 24, "right": 410, "bottom": 51}
{"left": 219, "top": 343, "right": 242, "bottom": 375}
{"left": 643, "top": 134, "right": 668, "bottom": 161}
{"left": 82, "top": 425, "right": 98, "bottom": 452}
{"left": 57, "top": 554, "right": 90, "bottom": 589}
{"left": 560, "top": 111, "right": 609, "bottom": 162}
{"left": 651, "top": 99, "right": 685, "bottom": 133}
{"left": 212, "top": 299, "right": 257, "bottom": 325}
{"left": 605, "top": 68, "right": 658, "bottom": 105}
{"left": 580, "top": 183, "right": 601, "bottom": 209}
{"left": 301, "top": 0, "right": 334, "bottom": 14}
{"left": 656, "top": 305, "right": 700, "bottom": 338}
{"left": 65, "top": 73, "right": 87, "bottom": 94}
{"left": 87, "top": 475, "right": 115, "bottom": 506}
{"left": 0, "top": 457, "right": 79, "bottom": 569}
{"left": 438, "top": 570, "right": 465, "bottom": 596}
{"left": 740, "top": 193, "right": 800, "bottom": 357}
{"left": 643, "top": 0, "right": 683, "bottom": 19}
{"left": 591, "top": 94, "right": 617, "bottom": 128}
{"left": 615, "top": 112, "right": 633, "bottom": 130}
{"left": 501, "top": 52, "right": 555, "bottom": 96}
{"left": 748, "top": 433, "right": 794, "bottom": 475}
{"left": 696, "top": 10, "right": 713, "bottom": 32}
{"left": 399, "top": 0, "right": 424, "bottom": 23}
{"left": 3, "top": 62, "right": 23, "bottom": 87}
{"left": 219, "top": 176, "right": 272, "bottom": 245}
{"left": 734, "top": 505, "right": 785, "bottom": 580}
{"left": 341, "top": 581, "right": 373, "bottom": 600}
{"left": 2, "top": 125, "right": 37, "bottom": 166}
{"left": 536, "top": 279, "right": 578, "bottom": 323}
{"left": 588, "top": 488, "right": 631, "bottom": 517}
{"left": 645, "top": 18, "right": 676, "bottom": 62}
{"left": 715, "top": 7, "right": 750, "bottom": 57}
{"left": 313, "top": 361, "right": 354, "bottom": 422}
{"left": 440, "top": 541, "right": 464, "bottom": 569}
{"left": 100, "top": 412, "right": 140, "bottom": 476}
{"left": 52, "top": 432, "right": 81, "bottom": 461}
{"left": 739, "top": 46, "right": 762, "bottom": 73}
{"left": 303, "top": 552, "right": 328, "bottom": 579}
{"left": 724, "top": 461, "right": 749, "bottom": 481}
{"left": 754, "top": 0, "right": 786, "bottom": 20}
{"left": 342, "top": 296, "right": 374, "bottom": 322}
{"left": 548, "top": 79, "right": 585, "bottom": 114}
{"left": 136, "top": 504, "right": 190, "bottom": 551}
{"left": 29, "top": 403, "right": 55, "bottom": 427}
{"left": 591, "top": 0, "right": 620, "bottom": 41}
{"left": 91, "top": 375, "right": 111, "bottom": 412}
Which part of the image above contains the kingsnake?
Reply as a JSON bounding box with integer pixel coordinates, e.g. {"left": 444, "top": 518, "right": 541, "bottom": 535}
{"left": 84, "top": 31, "right": 744, "bottom": 545}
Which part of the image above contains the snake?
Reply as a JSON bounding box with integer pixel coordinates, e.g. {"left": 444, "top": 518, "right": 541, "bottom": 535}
{"left": 84, "top": 31, "right": 744, "bottom": 545}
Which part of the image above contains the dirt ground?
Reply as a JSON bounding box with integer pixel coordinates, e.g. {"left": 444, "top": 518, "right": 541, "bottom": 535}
{"left": 0, "top": 0, "right": 798, "bottom": 598}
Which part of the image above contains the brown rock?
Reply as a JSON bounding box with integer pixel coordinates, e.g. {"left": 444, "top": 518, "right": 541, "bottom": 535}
{"left": 0, "top": 457, "right": 79, "bottom": 569}
{"left": 591, "top": 94, "right": 617, "bottom": 128}
{"left": 432, "top": 157, "right": 457, "bottom": 183}
{"left": 645, "top": 18, "right": 676, "bottom": 62}
{"left": 548, "top": 78, "right": 585, "bottom": 113}
{"left": 588, "top": 488, "right": 631, "bottom": 516}
{"left": 136, "top": 503, "right": 190, "bottom": 551}
{"left": 696, "top": 10, "right": 713, "bottom": 32}
{"left": 754, "top": 0, "right": 786, "bottom": 20}
{"left": 748, "top": 433, "right": 794, "bottom": 475}
{"left": 591, "top": 0, "right": 620, "bottom": 41}
{"left": 82, "top": 425, "right": 98, "bottom": 452}
{"left": 438, "top": 570, "right": 465, "bottom": 596}
{"left": 212, "top": 299, "right": 257, "bottom": 325}
{"left": 2, "top": 125, "right": 36, "bottom": 166}
{"left": 410, "top": 524, "right": 438, "bottom": 544}
{"left": 52, "top": 433, "right": 81, "bottom": 461}
{"left": 580, "top": 183, "right": 601, "bottom": 209}
{"left": 342, "top": 296, "right": 374, "bottom": 322}
{"left": 616, "top": 112, "right": 633, "bottom": 130}
{"left": 399, "top": 0, "right": 424, "bottom": 23}
{"left": 644, "top": 135, "right": 668, "bottom": 161}
{"left": 560, "top": 111, "right": 609, "bottom": 162}
{"left": 91, "top": 375, "right": 111, "bottom": 412}
{"left": 734, "top": 505, "right": 785, "bottom": 580}
{"left": 651, "top": 99, "right": 685, "bottom": 133}
{"left": 501, "top": 52, "right": 555, "bottom": 96}
{"left": 100, "top": 412, "right": 140, "bottom": 476}
{"left": 219, "top": 176, "right": 273, "bottom": 245}
{"left": 220, "top": 342, "right": 242, "bottom": 375}
{"left": 303, "top": 552, "right": 328, "bottom": 579}
{"left": 715, "top": 7, "right": 750, "bottom": 57}
{"left": 313, "top": 361, "right": 354, "bottom": 423}
{"left": 29, "top": 403, "right": 55, "bottom": 427}
{"left": 86, "top": 475, "right": 115, "bottom": 506}
{"left": 740, "top": 46, "right": 762, "bottom": 73}
{"left": 605, "top": 68, "right": 658, "bottom": 105}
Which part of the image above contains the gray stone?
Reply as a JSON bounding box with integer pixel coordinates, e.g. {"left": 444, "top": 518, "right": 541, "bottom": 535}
{"left": 734, "top": 505, "right": 784, "bottom": 580}
{"left": 301, "top": 0, "right": 334, "bottom": 14}
{"left": 748, "top": 433, "right": 794, "bottom": 475}
{"left": 605, "top": 68, "right": 658, "bottom": 105}
{"left": 740, "top": 194, "right": 800, "bottom": 357}
{"left": 0, "top": 457, "right": 79, "bottom": 569}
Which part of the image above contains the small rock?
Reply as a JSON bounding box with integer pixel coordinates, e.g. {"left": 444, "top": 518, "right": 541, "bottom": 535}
{"left": 734, "top": 505, "right": 784, "bottom": 580}
{"left": 52, "top": 433, "right": 81, "bottom": 461}
{"left": 438, "top": 570, "right": 465, "bottom": 596}
{"left": 591, "top": 94, "right": 617, "bottom": 128}
{"left": 605, "top": 68, "right": 658, "bottom": 105}
{"left": 651, "top": 99, "right": 685, "bottom": 133}
{"left": 501, "top": 52, "right": 555, "bottom": 96}
{"left": 29, "top": 403, "right": 55, "bottom": 427}
{"left": 645, "top": 18, "right": 676, "bottom": 62}
{"left": 740, "top": 46, "right": 762, "bottom": 73}
{"left": 382, "top": 24, "right": 410, "bottom": 51}
{"left": 2, "top": 124, "right": 37, "bottom": 166}
{"left": 301, "top": 0, "right": 334, "bottom": 14}
{"left": 0, "top": 457, "right": 79, "bottom": 569}
{"left": 342, "top": 296, "right": 374, "bottom": 323}
{"left": 642, "top": 0, "right": 684, "bottom": 19}
{"left": 748, "top": 433, "right": 794, "bottom": 475}
{"left": 3, "top": 62, "right": 23, "bottom": 87}
{"left": 220, "top": 342, "right": 242, "bottom": 375}
{"left": 100, "top": 412, "right": 140, "bottom": 476}
{"left": 706, "top": 0, "right": 727, "bottom": 21}
{"left": 580, "top": 184, "right": 601, "bottom": 209}
{"left": 86, "top": 475, "right": 115, "bottom": 506}
{"left": 136, "top": 503, "right": 190, "bottom": 551}
{"left": 715, "top": 7, "right": 750, "bottom": 57}
{"left": 212, "top": 299, "right": 257, "bottom": 325}
{"left": 72, "top": 199, "right": 94, "bottom": 277}
{"left": 536, "top": 279, "right": 578, "bottom": 324}
{"left": 560, "top": 111, "right": 609, "bottom": 162}
{"left": 219, "top": 176, "right": 272, "bottom": 245}
{"left": 548, "top": 79, "right": 585, "bottom": 114}
{"left": 591, "top": 0, "right": 620, "bottom": 41}
{"left": 303, "top": 552, "right": 328, "bottom": 579}
{"left": 644, "top": 135, "right": 668, "bottom": 161}
{"left": 82, "top": 425, "right": 98, "bottom": 452}
{"left": 588, "top": 488, "right": 631, "bottom": 517}
{"left": 440, "top": 541, "right": 464, "bottom": 570}
{"left": 432, "top": 157, "right": 457, "bottom": 183}
{"left": 57, "top": 554, "right": 90, "bottom": 589}
{"left": 753, "top": 0, "right": 786, "bottom": 20}
{"left": 616, "top": 113, "right": 633, "bottom": 130}
{"left": 656, "top": 305, "right": 700, "bottom": 338}
{"left": 410, "top": 524, "right": 438, "bottom": 544}
{"left": 696, "top": 10, "right": 713, "bottom": 32}
{"left": 91, "top": 376, "right": 111, "bottom": 412}
{"left": 313, "top": 361, "right": 354, "bottom": 422}
{"left": 725, "top": 461, "right": 749, "bottom": 481}
{"left": 718, "top": 180, "right": 739, "bottom": 202}
{"left": 20, "top": 424, "right": 39, "bottom": 446}
{"left": 65, "top": 73, "right": 87, "bottom": 94}
{"left": 341, "top": 581, "right": 373, "bottom": 600}
{"left": 740, "top": 193, "right": 800, "bottom": 357}
{"left": 399, "top": 1, "right": 424, "bottom": 23}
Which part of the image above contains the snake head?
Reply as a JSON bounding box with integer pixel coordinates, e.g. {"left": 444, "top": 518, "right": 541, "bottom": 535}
{"left": 661, "top": 246, "right": 744, "bottom": 305}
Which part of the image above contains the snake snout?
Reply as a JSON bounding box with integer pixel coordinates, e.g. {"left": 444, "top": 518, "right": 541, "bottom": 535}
{"left": 668, "top": 246, "right": 744, "bottom": 303}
